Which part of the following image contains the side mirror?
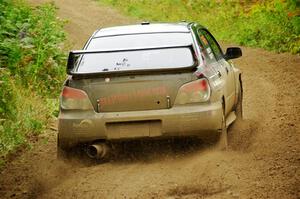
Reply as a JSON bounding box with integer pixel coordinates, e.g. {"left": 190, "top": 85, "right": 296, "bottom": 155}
{"left": 224, "top": 47, "right": 242, "bottom": 60}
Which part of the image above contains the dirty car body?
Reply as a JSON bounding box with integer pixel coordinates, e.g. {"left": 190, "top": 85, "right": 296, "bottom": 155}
{"left": 58, "top": 22, "right": 243, "bottom": 155}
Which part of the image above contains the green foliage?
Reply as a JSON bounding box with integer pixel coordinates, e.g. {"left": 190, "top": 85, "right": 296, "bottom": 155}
{"left": 0, "top": 0, "right": 66, "bottom": 156}
{"left": 100, "top": 0, "right": 300, "bottom": 54}
{"left": 0, "top": 0, "right": 66, "bottom": 95}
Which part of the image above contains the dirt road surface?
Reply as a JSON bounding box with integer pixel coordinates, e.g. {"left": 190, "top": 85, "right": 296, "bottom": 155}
{"left": 0, "top": 0, "right": 299, "bottom": 198}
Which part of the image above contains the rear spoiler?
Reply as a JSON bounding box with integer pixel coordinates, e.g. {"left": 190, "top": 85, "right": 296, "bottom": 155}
{"left": 67, "top": 45, "right": 198, "bottom": 75}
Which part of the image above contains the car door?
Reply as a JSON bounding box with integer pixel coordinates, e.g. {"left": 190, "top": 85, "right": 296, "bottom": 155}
{"left": 198, "top": 29, "right": 236, "bottom": 114}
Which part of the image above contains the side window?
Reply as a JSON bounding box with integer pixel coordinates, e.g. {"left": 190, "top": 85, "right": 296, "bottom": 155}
{"left": 198, "top": 29, "right": 223, "bottom": 61}
{"left": 197, "top": 30, "right": 216, "bottom": 64}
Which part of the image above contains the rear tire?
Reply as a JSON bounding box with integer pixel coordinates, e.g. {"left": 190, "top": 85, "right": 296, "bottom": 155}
{"left": 217, "top": 113, "right": 228, "bottom": 150}
{"left": 57, "top": 136, "right": 70, "bottom": 160}
{"left": 235, "top": 83, "right": 243, "bottom": 120}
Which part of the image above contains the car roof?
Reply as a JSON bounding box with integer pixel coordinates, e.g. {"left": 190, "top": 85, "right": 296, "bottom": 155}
{"left": 93, "top": 23, "right": 193, "bottom": 38}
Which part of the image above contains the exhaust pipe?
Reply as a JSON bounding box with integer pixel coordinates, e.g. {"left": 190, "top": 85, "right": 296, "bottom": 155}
{"left": 86, "top": 143, "right": 109, "bottom": 159}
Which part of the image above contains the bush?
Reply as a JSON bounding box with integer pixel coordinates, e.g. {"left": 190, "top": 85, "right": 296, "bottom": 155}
{"left": 0, "top": 0, "right": 66, "bottom": 95}
{"left": 100, "top": 0, "right": 300, "bottom": 54}
{"left": 0, "top": 0, "right": 66, "bottom": 157}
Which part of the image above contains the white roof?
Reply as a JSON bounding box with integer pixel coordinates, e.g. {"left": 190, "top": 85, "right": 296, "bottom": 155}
{"left": 94, "top": 23, "right": 190, "bottom": 38}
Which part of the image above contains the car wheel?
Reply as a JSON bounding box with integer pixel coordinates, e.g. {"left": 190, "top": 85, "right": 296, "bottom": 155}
{"left": 57, "top": 136, "right": 70, "bottom": 160}
{"left": 235, "top": 83, "right": 243, "bottom": 120}
{"left": 217, "top": 113, "right": 228, "bottom": 150}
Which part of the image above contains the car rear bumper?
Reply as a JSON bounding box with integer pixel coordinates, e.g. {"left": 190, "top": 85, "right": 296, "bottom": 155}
{"left": 58, "top": 102, "right": 223, "bottom": 149}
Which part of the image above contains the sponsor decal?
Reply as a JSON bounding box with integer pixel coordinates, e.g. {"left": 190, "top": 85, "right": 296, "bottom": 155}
{"left": 72, "top": 119, "right": 94, "bottom": 128}
{"left": 99, "top": 86, "right": 168, "bottom": 106}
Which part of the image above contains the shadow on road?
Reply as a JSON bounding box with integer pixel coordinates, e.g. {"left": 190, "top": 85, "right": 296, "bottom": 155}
{"left": 66, "top": 136, "right": 219, "bottom": 166}
{"left": 110, "top": 137, "right": 215, "bottom": 163}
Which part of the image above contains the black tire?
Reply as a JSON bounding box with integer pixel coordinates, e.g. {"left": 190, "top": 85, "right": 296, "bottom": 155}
{"left": 57, "top": 146, "right": 68, "bottom": 160}
{"left": 57, "top": 136, "right": 70, "bottom": 160}
{"left": 217, "top": 113, "right": 228, "bottom": 150}
{"left": 235, "top": 83, "right": 243, "bottom": 120}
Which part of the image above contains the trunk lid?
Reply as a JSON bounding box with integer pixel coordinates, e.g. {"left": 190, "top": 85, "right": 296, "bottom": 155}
{"left": 69, "top": 72, "right": 193, "bottom": 112}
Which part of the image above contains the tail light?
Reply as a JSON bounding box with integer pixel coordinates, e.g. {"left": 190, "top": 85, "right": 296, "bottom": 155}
{"left": 175, "top": 78, "right": 211, "bottom": 105}
{"left": 60, "top": 86, "right": 93, "bottom": 110}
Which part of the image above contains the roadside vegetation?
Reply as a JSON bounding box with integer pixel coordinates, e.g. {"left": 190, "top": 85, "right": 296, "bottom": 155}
{"left": 0, "top": 0, "right": 66, "bottom": 161}
{"left": 101, "top": 0, "right": 300, "bottom": 54}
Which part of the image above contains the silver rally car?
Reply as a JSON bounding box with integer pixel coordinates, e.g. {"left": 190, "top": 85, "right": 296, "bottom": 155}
{"left": 58, "top": 22, "right": 243, "bottom": 159}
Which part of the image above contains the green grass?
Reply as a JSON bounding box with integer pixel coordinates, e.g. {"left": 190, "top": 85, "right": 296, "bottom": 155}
{"left": 0, "top": 0, "right": 66, "bottom": 157}
{"left": 100, "top": 0, "right": 300, "bottom": 54}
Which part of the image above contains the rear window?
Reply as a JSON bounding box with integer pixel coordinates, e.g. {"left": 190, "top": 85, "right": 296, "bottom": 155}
{"left": 75, "top": 33, "right": 195, "bottom": 73}
{"left": 76, "top": 47, "right": 195, "bottom": 73}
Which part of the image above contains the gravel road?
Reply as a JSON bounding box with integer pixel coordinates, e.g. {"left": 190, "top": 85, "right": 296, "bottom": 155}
{"left": 0, "top": 0, "right": 299, "bottom": 198}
